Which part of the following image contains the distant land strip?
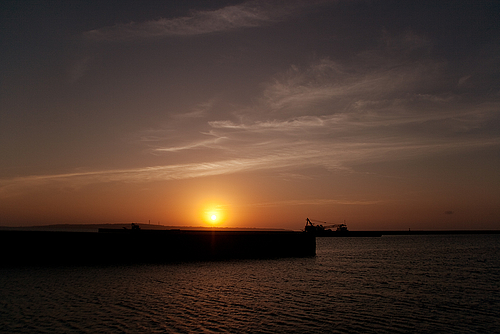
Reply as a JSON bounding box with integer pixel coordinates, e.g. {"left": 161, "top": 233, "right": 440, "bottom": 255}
{"left": 0, "top": 223, "right": 287, "bottom": 232}
{"left": 0, "top": 224, "right": 499, "bottom": 235}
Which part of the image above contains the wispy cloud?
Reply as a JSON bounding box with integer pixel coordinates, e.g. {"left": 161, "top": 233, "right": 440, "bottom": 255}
{"left": 83, "top": 1, "right": 297, "bottom": 41}
{"left": 2, "top": 128, "right": 498, "bottom": 200}
{"left": 260, "top": 57, "right": 443, "bottom": 115}
{"left": 152, "top": 136, "right": 227, "bottom": 153}
{"left": 137, "top": 100, "right": 224, "bottom": 152}
{"left": 210, "top": 116, "right": 326, "bottom": 131}
{"left": 186, "top": 33, "right": 500, "bottom": 171}
{"left": 244, "top": 198, "right": 385, "bottom": 208}
{"left": 140, "top": 31, "right": 500, "bottom": 178}
{"left": 172, "top": 100, "right": 215, "bottom": 119}
{"left": 5, "top": 30, "right": 499, "bottom": 198}
{"left": 0, "top": 152, "right": 323, "bottom": 198}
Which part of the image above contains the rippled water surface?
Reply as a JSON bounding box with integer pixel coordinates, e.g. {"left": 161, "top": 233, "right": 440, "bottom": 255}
{"left": 1, "top": 234, "right": 499, "bottom": 333}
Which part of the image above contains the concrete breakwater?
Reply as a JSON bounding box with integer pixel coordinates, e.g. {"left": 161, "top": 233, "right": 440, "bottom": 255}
{"left": 0, "top": 229, "right": 316, "bottom": 266}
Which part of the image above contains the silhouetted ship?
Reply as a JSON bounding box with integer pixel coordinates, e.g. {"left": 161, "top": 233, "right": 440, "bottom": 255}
{"left": 304, "top": 218, "right": 382, "bottom": 237}
{"left": 0, "top": 224, "right": 316, "bottom": 266}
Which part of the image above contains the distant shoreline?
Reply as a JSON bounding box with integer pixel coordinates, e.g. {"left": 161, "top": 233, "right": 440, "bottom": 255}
{"left": 0, "top": 223, "right": 288, "bottom": 233}
{"left": 0, "top": 224, "right": 499, "bottom": 235}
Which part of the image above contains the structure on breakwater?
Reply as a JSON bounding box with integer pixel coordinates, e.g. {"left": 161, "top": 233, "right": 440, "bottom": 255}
{"left": 304, "top": 218, "right": 382, "bottom": 237}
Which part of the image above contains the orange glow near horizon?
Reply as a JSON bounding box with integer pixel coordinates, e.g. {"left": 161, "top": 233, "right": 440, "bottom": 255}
{"left": 200, "top": 202, "right": 228, "bottom": 226}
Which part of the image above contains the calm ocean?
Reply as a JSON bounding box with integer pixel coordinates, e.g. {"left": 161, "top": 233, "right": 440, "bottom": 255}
{"left": 1, "top": 234, "right": 499, "bottom": 333}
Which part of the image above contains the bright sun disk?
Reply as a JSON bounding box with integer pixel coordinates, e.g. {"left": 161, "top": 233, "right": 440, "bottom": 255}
{"left": 211, "top": 215, "right": 217, "bottom": 221}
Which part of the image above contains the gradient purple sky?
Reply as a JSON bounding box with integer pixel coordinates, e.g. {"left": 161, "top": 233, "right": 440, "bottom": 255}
{"left": 1, "top": 0, "right": 499, "bottom": 230}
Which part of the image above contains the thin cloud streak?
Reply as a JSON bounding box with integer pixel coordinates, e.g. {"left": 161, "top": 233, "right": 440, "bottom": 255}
{"left": 83, "top": 1, "right": 297, "bottom": 41}
{"left": 209, "top": 116, "right": 326, "bottom": 131}
{"left": 245, "top": 198, "right": 386, "bottom": 208}
{"left": 153, "top": 136, "right": 227, "bottom": 152}
{"left": 261, "top": 58, "right": 443, "bottom": 113}
{"left": 4, "top": 133, "right": 496, "bottom": 199}
{"left": 0, "top": 152, "right": 323, "bottom": 198}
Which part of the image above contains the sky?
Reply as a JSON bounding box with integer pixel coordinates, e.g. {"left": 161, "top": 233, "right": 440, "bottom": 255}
{"left": 1, "top": 0, "right": 499, "bottom": 230}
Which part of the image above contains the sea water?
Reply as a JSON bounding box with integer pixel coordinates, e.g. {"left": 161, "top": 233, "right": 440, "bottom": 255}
{"left": 1, "top": 234, "right": 499, "bottom": 333}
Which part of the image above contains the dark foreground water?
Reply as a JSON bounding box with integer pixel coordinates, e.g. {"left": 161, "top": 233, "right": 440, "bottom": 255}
{"left": 1, "top": 234, "right": 499, "bottom": 333}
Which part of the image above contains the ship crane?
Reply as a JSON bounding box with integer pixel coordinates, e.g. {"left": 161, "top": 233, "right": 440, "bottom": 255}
{"left": 305, "top": 218, "right": 348, "bottom": 233}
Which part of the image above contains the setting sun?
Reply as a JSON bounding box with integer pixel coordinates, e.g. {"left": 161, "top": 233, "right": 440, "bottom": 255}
{"left": 200, "top": 201, "right": 229, "bottom": 226}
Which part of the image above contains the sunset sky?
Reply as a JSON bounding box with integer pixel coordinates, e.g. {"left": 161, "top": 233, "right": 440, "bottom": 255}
{"left": 1, "top": 0, "right": 499, "bottom": 230}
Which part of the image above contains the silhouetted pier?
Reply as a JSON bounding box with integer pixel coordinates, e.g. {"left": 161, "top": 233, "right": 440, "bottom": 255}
{"left": 0, "top": 229, "right": 316, "bottom": 266}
